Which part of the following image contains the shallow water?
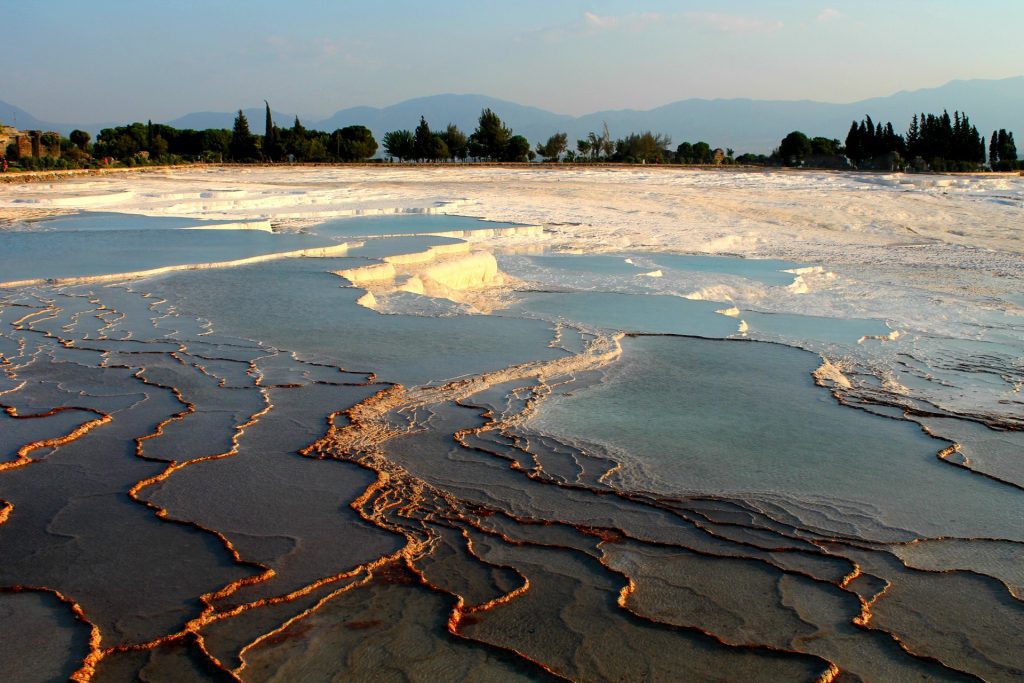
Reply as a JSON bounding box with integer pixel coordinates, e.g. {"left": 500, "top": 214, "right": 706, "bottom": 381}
{"left": 149, "top": 257, "right": 565, "bottom": 386}
{"left": 1, "top": 209, "right": 1021, "bottom": 682}
{"left": 30, "top": 211, "right": 245, "bottom": 232}
{"left": 312, "top": 213, "right": 526, "bottom": 237}
{"left": 0, "top": 229, "right": 341, "bottom": 283}
{"left": 529, "top": 335, "right": 1024, "bottom": 541}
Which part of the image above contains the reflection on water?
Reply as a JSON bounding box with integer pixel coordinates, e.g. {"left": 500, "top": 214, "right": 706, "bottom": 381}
{"left": 313, "top": 213, "right": 527, "bottom": 237}
{"left": 1, "top": 212, "right": 1021, "bottom": 681}
{"left": 149, "top": 257, "right": 566, "bottom": 387}
{"left": 31, "top": 211, "right": 247, "bottom": 232}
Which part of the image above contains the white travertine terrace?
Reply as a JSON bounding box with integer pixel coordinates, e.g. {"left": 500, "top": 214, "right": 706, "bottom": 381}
{"left": 336, "top": 250, "right": 507, "bottom": 312}
{"left": 2, "top": 166, "right": 1023, "bottom": 681}
{"left": 813, "top": 358, "right": 853, "bottom": 389}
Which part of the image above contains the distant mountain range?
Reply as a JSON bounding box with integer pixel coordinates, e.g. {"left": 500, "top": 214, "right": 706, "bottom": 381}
{"left": 3, "top": 77, "right": 1022, "bottom": 154}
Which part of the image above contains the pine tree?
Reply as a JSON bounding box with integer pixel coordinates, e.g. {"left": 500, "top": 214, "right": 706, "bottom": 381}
{"left": 230, "top": 110, "right": 258, "bottom": 161}
{"left": 990, "top": 131, "right": 1000, "bottom": 165}
{"left": 1006, "top": 131, "right": 1018, "bottom": 162}
{"left": 413, "top": 116, "right": 432, "bottom": 161}
{"left": 468, "top": 109, "right": 512, "bottom": 160}
{"left": 884, "top": 122, "right": 897, "bottom": 154}
{"left": 441, "top": 123, "right": 468, "bottom": 161}
{"left": 906, "top": 114, "right": 920, "bottom": 158}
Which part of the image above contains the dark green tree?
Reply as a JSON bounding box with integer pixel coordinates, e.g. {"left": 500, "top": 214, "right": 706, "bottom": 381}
{"left": 991, "top": 129, "right": 1018, "bottom": 169}
{"left": 428, "top": 134, "right": 449, "bottom": 161}
{"left": 676, "top": 141, "right": 693, "bottom": 163}
{"left": 468, "top": 108, "right": 511, "bottom": 160}
{"left": 441, "top": 123, "right": 468, "bottom": 161}
{"left": 382, "top": 129, "right": 415, "bottom": 161}
{"left": 691, "top": 141, "right": 712, "bottom": 164}
{"left": 264, "top": 101, "right": 279, "bottom": 161}
{"left": 413, "top": 116, "right": 433, "bottom": 161}
{"left": 536, "top": 132, "right": 568, "bottom": 161}
{"left": 69, "top": 129, "right": 91, "bottom": 150}
{"left": 229, "top": 110, "right": 258, "bottom": 161}
{"left": 332, "top": 125, "right": 378, "bottom": 161}
{"left": 503, "top": 135, "right": 531, "bottom": 162}
{"left": 778, "top": 131, "right": 812, "bottom": 165}
{"left": 150, "top": 134, "right": 169, "bottom": 159}
{"left": 999, "top": 130, "right": 1017, "bottom": 161}
{"left": 906, "top": 115, "right": 920, "bottom": 157}
{"left": 94, "top": 123, "right": 147, "bottom": 159}
{"left": 810, "top": 137, "right": 841, "bottom": 155}
{"left": 613, "top": 132, "right": 672, "bottom": 163}
{"left": 201, "top": 129, "right": 231, "bottom": 161}
{"left": 576, "top": 138, "right": 592, "bottom": 159}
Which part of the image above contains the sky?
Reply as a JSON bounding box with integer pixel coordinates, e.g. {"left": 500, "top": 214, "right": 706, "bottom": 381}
{"left": 5, "top": 0, "right": 1023, "bottom": 123}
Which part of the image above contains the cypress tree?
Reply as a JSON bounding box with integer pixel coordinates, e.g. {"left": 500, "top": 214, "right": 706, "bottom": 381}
{"left": 906, "top": 114, "right": 920, "bottom": 159}
{"left": 845, "top": 121, "right": 860, "bottom": 162}
{"left": 990, "top": 131, "right": 1000, "bottom": 165}
{"left": 998, "top": 130, "right": 1017, "bottom": 164}
{"left": 264, "top": 101, "right": 276, "bottom": 161}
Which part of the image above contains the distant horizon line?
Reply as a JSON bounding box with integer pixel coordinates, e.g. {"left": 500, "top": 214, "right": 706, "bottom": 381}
{"left": 6, "top": 74, "right": 1022, "bottom": 128}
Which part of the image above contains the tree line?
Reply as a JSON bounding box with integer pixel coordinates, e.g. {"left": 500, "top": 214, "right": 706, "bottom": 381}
{"left": 383, "top": 114, "right": 740, "bottom": 165}
{"left": 4, "top": 100, "right": 1018, "bottom": 172}
{"left": 778, "top": 110, "right": 1018, "bottom": 171}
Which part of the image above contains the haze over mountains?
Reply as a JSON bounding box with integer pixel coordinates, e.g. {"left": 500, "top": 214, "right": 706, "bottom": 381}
{"left": 3, "top": 77, "right": 1021, "bottom": 154}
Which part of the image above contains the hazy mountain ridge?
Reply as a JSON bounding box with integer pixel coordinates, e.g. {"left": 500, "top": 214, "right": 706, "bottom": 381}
{"left": 3, "top": 77, "right": 1021, "bottom": 154}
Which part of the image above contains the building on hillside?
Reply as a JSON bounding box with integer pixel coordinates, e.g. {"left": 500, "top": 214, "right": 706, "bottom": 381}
{"left": 1, "top": 124, "right": 61, "bottom": 159}
{"left": 0, "top": 125, "right": 19, "bottom": 151}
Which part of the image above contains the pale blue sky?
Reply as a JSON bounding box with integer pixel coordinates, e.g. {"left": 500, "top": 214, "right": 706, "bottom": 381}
{"left": 5, "top": 1, "right": 1022, "bottom": 122}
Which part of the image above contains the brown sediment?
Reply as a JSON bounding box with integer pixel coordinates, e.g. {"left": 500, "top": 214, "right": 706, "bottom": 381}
{"left": 811, "top": 543, "right": 991, "bottom": 680}
{"left": 0, "top": 409, "right": 112, "bottom": 473}
{"left": 5, "top": 287, "right": 1021, "bottom": 680}
{"left": 310, "top": 389, "right": 842, "bottom": 678}
{"left": 0, "top": 585, "right": 104, "bottom": 682}
{"left": 402, "top": 547, "right": 572, "bottom": 682}
{"left": 319, "top": 338, "right": 1011, "bottom": 680}
{"left": 3, "top": 291, "right": 363, "bottom": 677}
